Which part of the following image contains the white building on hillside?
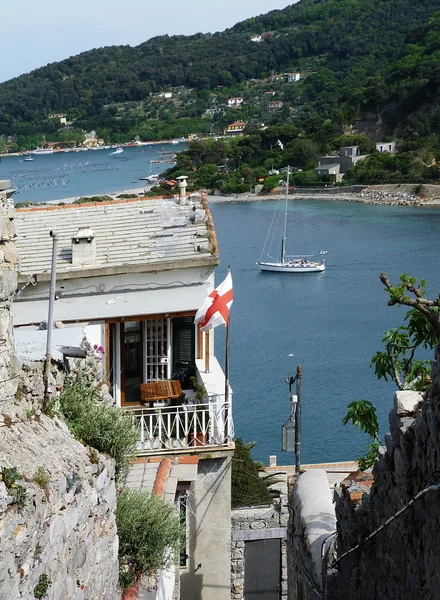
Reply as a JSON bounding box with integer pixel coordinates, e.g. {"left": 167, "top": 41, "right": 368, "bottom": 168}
{"left": 13, "top": 194, "right": 234, "bottom": 600}
{"left": 376, "top": 141, "right": 396, "bottom": 153}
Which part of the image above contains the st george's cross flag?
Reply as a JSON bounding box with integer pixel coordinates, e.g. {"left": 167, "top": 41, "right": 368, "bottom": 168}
{"left": 194, "top": 272, "right": 233, "bottom": 332}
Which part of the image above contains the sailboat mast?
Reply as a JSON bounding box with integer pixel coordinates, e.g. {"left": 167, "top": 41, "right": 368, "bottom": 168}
{"left": 281, "top": 166, "right": 290, "bottom": 264}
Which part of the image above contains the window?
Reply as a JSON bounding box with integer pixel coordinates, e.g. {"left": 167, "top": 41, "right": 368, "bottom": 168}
{"left": 179, "top": 490, "right": 189, "bottom": 567}
{"left": 145, "top": 318, "right": 169, "bottom": 381}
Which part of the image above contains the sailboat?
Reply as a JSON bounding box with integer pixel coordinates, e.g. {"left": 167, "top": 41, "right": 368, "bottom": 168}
{"left": 257, "top": 167, "right": 327, "bottom": 273}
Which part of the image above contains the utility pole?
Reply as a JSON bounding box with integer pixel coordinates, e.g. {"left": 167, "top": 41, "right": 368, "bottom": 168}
{"left": 282, "top": 364, "right": 302, "bottom": 475}
{"left": 44, "top": 231, "right": 58, "bottom": 409}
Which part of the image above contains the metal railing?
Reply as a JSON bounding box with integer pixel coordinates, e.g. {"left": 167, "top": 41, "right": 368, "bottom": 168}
{"left": 131, "top": 402, "right": 232, "bottom": 452}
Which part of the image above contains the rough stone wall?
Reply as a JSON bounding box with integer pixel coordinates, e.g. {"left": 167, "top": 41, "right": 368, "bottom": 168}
{"left": 231, "top": 495, "right": 288, "bottom": 600}
{"left": 334, "top": 344, "right": 440, "bottom": 600}
{"left": 0, "top": 193, "right": 119, "bottom": 600}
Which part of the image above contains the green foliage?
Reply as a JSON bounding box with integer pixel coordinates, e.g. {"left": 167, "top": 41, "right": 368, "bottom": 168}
{"left": 73, "top": 195, "right": 113, "bottom": 204}
{"left": 232, "top": 439, "right": 281, "bottom": 508}
{"left": 34, "top": 574, "right": 51, "bottom": 599}
{"left": 59, "top": 368, "right": 138, "bottom": 480}
{"left": 357, "top": 441, "right": 381, "bottom": 471}
{"left": 0, "top": 466, "right": 21, "bottom": 488}
{"left": 9, "top": 485, "right": 27, "bottom": 509}
{"left": 344, "top": 272, "right": 440, "bottom": 470}
{"left": 33, "top": 467, "right": 50, "bottom": 489}
{"left": 342, "top": 400, "right": 379, "bottom": 441}
{"left": 116, "top": 489, "right": 181, "bottom": 583}
{"left": 1, "top": 466, "right": 27, "bottom": 508}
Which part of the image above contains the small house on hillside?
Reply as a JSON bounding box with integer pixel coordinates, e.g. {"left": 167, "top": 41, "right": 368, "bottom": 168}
{"left": 48, "top": 113, "right": 67, "bottom": 125}
{"left": 315, "top": 145, "right": 369, "bottom": 182}
{"left": 13, "top": 195, "right": 234, "bottom": 599}
{"left": 376, "top": 141, "right": 396, "bottom": 153}
{"left": 268, "top": 101, "right": 283, "bottom": 110}
{"left": 228, "top": 97, "right": 244, "bottom": 107}
{"left": 286, "top": 72, "right": 301, "bottom": 83}
{"left": 225, "top": 121, "right": 246, "bottom": 136}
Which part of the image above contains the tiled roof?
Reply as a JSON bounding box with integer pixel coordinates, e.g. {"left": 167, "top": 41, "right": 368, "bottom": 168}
{"left": 15, "top": 196, "right": 218, "bottom": 278}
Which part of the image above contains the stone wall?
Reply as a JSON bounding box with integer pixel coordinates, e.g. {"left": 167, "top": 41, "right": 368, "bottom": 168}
{"left": 334, "top": 343, "right": 440, "bottom": 599}
{"left": 231, "top": 495, "right": 288, "bottom": 600}
{"left": 0, "top": 192, "right": 119, "bottom": 600}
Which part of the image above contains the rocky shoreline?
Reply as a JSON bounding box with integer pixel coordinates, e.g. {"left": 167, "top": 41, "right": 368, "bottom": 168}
{"left": 208, "top": 185, "right": 440, "bottom": 208}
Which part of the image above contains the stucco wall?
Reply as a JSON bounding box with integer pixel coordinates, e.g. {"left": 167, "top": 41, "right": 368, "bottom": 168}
{"left": 287, "top": 470, "right": 338, "bottom": 600}
{"left": 180, "top": 455, "right": 232, "bottom": 600}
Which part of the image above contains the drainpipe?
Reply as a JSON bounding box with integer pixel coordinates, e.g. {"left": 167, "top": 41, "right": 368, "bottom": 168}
{"left": 44, "top": 231, "right": 58, "bottom": 408}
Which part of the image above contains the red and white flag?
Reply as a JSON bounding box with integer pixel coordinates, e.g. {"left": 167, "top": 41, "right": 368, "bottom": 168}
{"left": 195, "top": 272, "right": 233, "bottom": 332}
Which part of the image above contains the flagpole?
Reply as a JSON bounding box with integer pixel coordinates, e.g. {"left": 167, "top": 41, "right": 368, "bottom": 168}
{"left": 204, "top": 331, "right": 210, "bottom": 373}
{"left": 224, "top": 266, "right": 231, "bottom": 442}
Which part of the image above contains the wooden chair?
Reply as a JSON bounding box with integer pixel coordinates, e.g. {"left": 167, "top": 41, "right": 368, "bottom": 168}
{"left": 140, "top": 380, "right": 183, "bottom": 404}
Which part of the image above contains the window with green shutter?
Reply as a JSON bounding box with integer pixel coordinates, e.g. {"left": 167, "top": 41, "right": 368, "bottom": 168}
{"left": 172, "top": 316, "right": 196, "bottom": 389}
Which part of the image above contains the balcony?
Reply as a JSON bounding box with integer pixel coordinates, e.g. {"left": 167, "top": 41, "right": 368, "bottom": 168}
{"left": 127, "top": 357, "right": 233, "bottom": 454}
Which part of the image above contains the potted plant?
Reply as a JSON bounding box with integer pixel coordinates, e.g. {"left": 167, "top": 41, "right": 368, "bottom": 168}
{"left": 188, "top": 377, "right": 209, "bottom": 447}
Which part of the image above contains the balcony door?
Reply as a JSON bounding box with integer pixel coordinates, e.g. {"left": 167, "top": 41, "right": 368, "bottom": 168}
{"left": 115, "top": 315, "right": 196, "bottom": 406}
{"left": 121, "top": 321, "right": 143, "bottom": 405}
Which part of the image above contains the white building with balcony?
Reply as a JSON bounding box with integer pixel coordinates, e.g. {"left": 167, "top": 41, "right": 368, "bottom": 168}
{"left": 13, "top": 194, "right": 233, "bottom": 600}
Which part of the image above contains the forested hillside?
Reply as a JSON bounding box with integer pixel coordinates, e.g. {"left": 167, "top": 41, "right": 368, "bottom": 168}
{"left": 1, "top": 0, "right": 440, "bottom": 139}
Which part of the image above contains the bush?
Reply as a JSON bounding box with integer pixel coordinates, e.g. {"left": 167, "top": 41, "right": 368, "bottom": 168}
{"left": 59, "top": 368, "right": 138, "bottom": 481}
{"left": 232, "top": 439, "right": 281, "bottom": 508}
{"left": 33, "top": 467, "right": 50, "bottom": 488}
{"left": 73, "top": 195, "right": 113, "bottom": 204}
{"left": 116, "top": 489, "right": 181, "bottom": 584}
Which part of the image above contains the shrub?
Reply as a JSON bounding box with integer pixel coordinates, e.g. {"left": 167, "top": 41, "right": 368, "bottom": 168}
{"left": 116, "top": 489, "right": 181, "bottom": 585}
{"left": 33, "top": 467, "right": 50, "bottom": 489}
{"left": 74, "top": 404, "right": 138, "bottom": 479}
{"left": 34, "top": 574, "right": 51, "bottom": 598}
{"left": 59, "top": 368, "right": 138, "bottom": 481}
{"left": 73, "top": 195, "right": 113, "bottom": 204}
{"left": 232, "top": 439, "right": 281, "bottom": 508}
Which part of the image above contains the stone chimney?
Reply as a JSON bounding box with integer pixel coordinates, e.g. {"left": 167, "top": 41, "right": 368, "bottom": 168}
{"left": 71, "top": 227, "right": 96, "bottom": 266}
{"left": 176, "top": 175, "right": 188, "bottom": 205}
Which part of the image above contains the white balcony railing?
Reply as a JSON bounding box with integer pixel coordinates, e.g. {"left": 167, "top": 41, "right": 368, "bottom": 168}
{"left": 131, "top": 401, "right": 232, "bottom": 453}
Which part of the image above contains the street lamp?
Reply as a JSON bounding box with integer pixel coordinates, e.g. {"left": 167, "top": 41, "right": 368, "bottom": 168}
{"left": 281, "top": 365, "right": 302, "bottom": 474}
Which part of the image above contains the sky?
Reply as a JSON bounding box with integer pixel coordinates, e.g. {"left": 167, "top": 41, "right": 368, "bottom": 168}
{"left": 0, "top": 0, "right": 292, "bottom": 83}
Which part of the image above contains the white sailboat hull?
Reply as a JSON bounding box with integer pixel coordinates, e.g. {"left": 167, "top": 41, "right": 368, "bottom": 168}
{"left": 258, "top": 260, "right": 325, "bottom": 273}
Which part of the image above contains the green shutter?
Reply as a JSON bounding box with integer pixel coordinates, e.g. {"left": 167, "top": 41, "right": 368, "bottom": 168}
{"left": 172, "top": 317, "right": 196, "bottom": 388}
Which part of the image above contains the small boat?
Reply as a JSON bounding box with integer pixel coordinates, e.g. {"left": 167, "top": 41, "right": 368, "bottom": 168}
{"left": 24, "top": 155, "right": 34, "bottom": 162}
{"left": 257, "top": 166, "right": 327, "bottom": 273}
{"left": 109, "top": 147, "right": 124, "bottom": 156}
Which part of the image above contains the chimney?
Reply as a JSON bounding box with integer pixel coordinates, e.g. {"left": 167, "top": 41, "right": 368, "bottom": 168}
{"left": 176, "top": 175, "right": 188, "bottom": 205}
{"left": 71, "top": 226, "right": 96, "bottom": 266}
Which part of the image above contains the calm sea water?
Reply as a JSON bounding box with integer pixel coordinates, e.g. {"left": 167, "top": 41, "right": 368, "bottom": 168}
{"left": 0, "top": 144, "right": 186, "bottom": 203}
{"left": 211, "top": 200, "right": 440, "bottom": 465}
{"left": 3, "top": 149, "right": 439, "bottom": 465}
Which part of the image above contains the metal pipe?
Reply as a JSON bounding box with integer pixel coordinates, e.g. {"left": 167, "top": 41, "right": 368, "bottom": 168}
{"left": 44, "top": 232, "right": 58, "bottom": 404}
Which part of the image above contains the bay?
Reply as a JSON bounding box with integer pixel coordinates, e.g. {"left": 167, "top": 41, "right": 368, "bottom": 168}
{"left": 211, "top": 199, "right": 440, "bottom": 465}
{"left": 0, "top": 144, "right": 186, "bottom": 203}
{"left": 3, "top": 146, "right": 439, "bottom": 467}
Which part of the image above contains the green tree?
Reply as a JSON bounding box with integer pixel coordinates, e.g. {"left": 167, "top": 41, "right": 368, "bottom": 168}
{"left": 343, "top": 272, "right": 440, "bottom": 470}
{"left": 116, "top": 489, "right": 181, "bottom": 587}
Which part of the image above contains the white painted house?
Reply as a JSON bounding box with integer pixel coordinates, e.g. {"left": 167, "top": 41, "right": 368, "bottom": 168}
{"left": 286, "top": 72, "right": 301, "bottom": 83}
{"left": 376, "top": 141, "right": 396, "bottom": 153}
{"left": 228, "top": 97, "right": 244, "bottom": 107}
{"left": 13, "top": 195, "right": 234, "bottom": 599}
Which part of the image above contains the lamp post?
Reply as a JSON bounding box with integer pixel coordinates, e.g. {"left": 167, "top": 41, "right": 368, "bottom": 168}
{"left": 281, "top": 364, "right": 302, "bottom": 475}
